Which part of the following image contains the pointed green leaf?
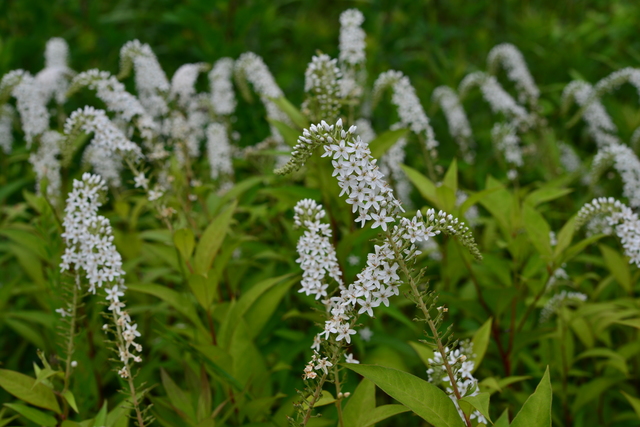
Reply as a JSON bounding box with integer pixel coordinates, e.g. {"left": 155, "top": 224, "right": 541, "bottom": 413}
{"left": 599, "top": 244, "right": 631, "bottom": 293}
{"left": 368, "top": 128, "right": 409, "bottom": 160}
{"left": 621, "top": 391, "right": 640, "bottom": 419}
{"left": 525, "top": 187, "right": 572, "bottom": 207}
{"left": 471, "top": 318, "right": 492, "bottom": 372}
{"left": 188, "top": 273, "right": 217, "bottom": 309}
{"left": 511, "top": 366, "right": 552, "bottom": 427}
{"left": 401, "top": 164, "right": 439, "bottom": 208}
{"left": 346, "top": 364, "right": 465, "bottom": 427}
{"left": 458, "top": 187, "right": 501, "bottom": 217}
{"left": 343, "top": 379, "right": 376, "bottom": 427}
{"left": 94, "top": 401, "right": 108, "bottom": 427}
{"left": 443, "top": 159, "right": 458, "bottom": 193}
{"left": 194, "top": 200, "right": 236, "bottom": 275}
{"left": 522, "top": 203, "right": 553, "bottom": 261}
{"left": 62, "top": 390, "right": 79, "bottom": 413}
{"left": 361, "top": 405, "right": 409, "bottom": 427}
{"left": 3, "top": 403, "right": 57, "bottom": 427}
{"left": 161, "top": 369, "right": 196, "bottom": 421}
{"left": 554, "top": 216, "right": 576, "bottom": 259}
{"left": 494, "top": 409, "right": 510, "bottom": 427}
{"left": 459, "top": 392, "right": 492, "bottom": 424}
{"left": 173, "top": 228, "right": 195, "bottom": 261}
{"left": 0, "top": 369, "right": 61, "bottom": 413}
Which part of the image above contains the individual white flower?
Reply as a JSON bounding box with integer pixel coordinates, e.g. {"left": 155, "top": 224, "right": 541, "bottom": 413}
{"left": 133, "top": 172, "right": 149, "bottom": 190}
{"left": 359, "top": 327, "right": 373, "bottom": 341}
{"left": 345, "top": 353, "right": 360, "bottom": 364}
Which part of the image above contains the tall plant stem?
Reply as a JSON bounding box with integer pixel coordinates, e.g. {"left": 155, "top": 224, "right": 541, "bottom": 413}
{"left": 386, "top": 232, "right": 473, "bottom": 427}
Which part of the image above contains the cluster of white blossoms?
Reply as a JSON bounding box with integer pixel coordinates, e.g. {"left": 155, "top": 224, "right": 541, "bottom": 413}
{"left": 294, "top": 199, "right": 343, "bottom": 300}
{"left": 459, "top": 71, "right": 532, "bottom": 128}
{"left": 235, "top": 52, "right": 289, "bottom": 141}
{"left": 206, "top": 122, "right": 234, "bottom": 181}
{"left": 11, "top": 73, "right": 50, "bottom": 146}
{"left": 491, "top": 122, "right": 523, "bottom": 179}
{"left": 70, "top": 69, "right": 156, "bottom": 140}
{"left": 0, "top": 105, "right": 14, "bottom": 154}
{"left": 59, "top": 173, "right": 142, "bottom": 378}
{"left": 540, "top": 290, "right": 587, "bottom": 322}
{"left": 374, "top": 70, "right": 439, "bottom": 155}
{"left": 338, "top": 8, "right": 366, "bottom": 98}
{"left": 576, "top": 197, "right": 640, "bottom": 267}
{"left": 64, "top": 106, "right": 142, "bottom": 158}
{"left": 209, "top": 58, "right": 237, "bottom": 116}
{"left": 119, "top": 40, "right": 170, "bottom": 118}
{"left": 558, "top": 142, "right": 581, "bottom": 173}
{"left": 562, "top": 80, "right": 619, "bottom": 148}
{"left": 427, "top": 341, "right": 487, "bottom": 425}
{"left": 593, "top": 67, "right": 640, "bottom": 100}
{"left": 303, "top": 351, "right": 335, "bottom": 380}
{"left": 303, "top": 54, "right": 342, "bottom": 123}
{"left": 170, "top": 62, "right": 208, "bottom": 107}
{"left": 35, "top": 37, "right": 74, "bottom": 106}
{"left": 432, "top": 86, "right": 475, "bottom": 163}
{"left": 592, "top": 143, "right": 640, "bottom": 209}
{"left": 29, "top": 131, "right": 62, "bottom": 200}
{"left": 487, "top": 43, "right": 540, "bottom": 106}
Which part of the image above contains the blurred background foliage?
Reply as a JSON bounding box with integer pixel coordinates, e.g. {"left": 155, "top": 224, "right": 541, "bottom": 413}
{"left": 2, "top": 0, "right": 640, "bottom": 103}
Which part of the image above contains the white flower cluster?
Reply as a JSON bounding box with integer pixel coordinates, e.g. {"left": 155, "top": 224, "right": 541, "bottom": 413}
{"left": 558, "top": 142, "right": 581, "bottom": 173}
{"left": 60, "top": 173, "right": 124, "bottom": 293}
{"left": 12, "top": 73, "right": 50, "bottom": 146}
{"left": 562, "top": 80, "right": 619, "bottom": 148}
{"left": 209, "top": 58, "right": 237, "bottom": 116}
{"left": 64, "top": 106, "right": 142, "bottom": 158}
{"left": 119, "top": 40, "right": 170, "bottom": 118}
{"left": 71, "top": 69, "right": 156, "bottom": 140}
{"left": 294, "top": 199, "right": 343, "bottom": 300}
{"left": 0, "top": 104, "right": 14, "bottom": 154}
{"left": 592, "top": 143, "right": 640, "bottom": 209}
{"left": 491, "top": 122, "right": 523, "bottom": 176}
{"left": 432, "top": 86, "right": 475, "bottom": 162}
{"left": 59, "top": 173, "right": 142, "bottom": 378}
{"left": 577, "top": 197, "right": 640, "bottom": 267}
{"left": 303, "top": 54, "right": 342, "bottom": 122}
{"left": 427, "top": 341, "right": 487, "bottom": 425}
{"left": 35, "top": 38, "right": 74, "bottom": 106}
{"left": 303, "top": 350, "right": 334, "bottom": 380}
{"left": 540, "top": 290, "right": 587, "bottom": 322}
{"left": 170, "top": 62, "right": 208, "bottom": 107}
{"left": 487, "top": 43, "right": 540, "bottom": 105}
{"left": 593, "top": 67, "right": 640, "bottom": 99}
{"left": 354, "top": 118, "right": 375, "bottom": 144}
{"left": 339, "top": 9, "right": 366, "bottom": 66}
{"left": 206, "top": 123, "right": 234, "bottom": 181}
{"left": 338, "top": 8, "right": 366, "bottom": 98}
{"left": 374, "top": 70, "right": 439, "bottom": 155}
{"left": 29, "top": 131, "right": 62, "bottom": 200}
{"left": 460, "top": 72, "right": 532, "bottom": 128}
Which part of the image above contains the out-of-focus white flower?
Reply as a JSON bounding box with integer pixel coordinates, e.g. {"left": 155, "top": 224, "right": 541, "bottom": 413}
{"left": 209, "top": 58, "right": 236, "bottom": 116}
{"left": 487, "top": 43, "right": 540, "bottom": 106}
{"left": 170, "top": 62, "right": 208, "bottom": 107}
{"left": 206, "top": 122, "right": 234, "bottom": 180}
{"left": 29, "top": 131, "right": 62, "bottom": 200}
{"left": 432, "top": 86, "right": 475, "bottom": 163}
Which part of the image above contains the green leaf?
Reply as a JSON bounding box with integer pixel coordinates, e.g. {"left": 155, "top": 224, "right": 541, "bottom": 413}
{"left": 478, "top": 176, "right": 512, "bottom": 235}
{"left": 361, "top": 405, "right": 409, "bottom": 427}
{"left": 346, "top": 364, "right": 465, "bottom": 427}
{"left": 442, "top": 159, "right": 458, "bottom": 194}
{"left": 525, "top": 187, "right": 573, "bottom": 207}
{"left": 188, "top": 273, "right": 217, "bottom": 309}
{"left": 401, "top": 164, "right": 439, "bottom": 208}
{"left": 3, "top": 403, "right": 57, "bottom": 427}
{"left": 522, "top": 203, "right": 553, "bottom": 261}
{"left": 511, "top": 366, "right": 552, "bottom": 427}
{"left": 459, "top": 392, "right": 492, "bottom": 424}
{"left": 368, "top": 128, "right": 409, "bottom": 160}
{"left": 471, "top": 318, "right": 492, "bottom": 372}
{"left": 173, "top": 228, "right": 195, "bottom": 261}
{"left": 621, "top": 391, "right": 640, "bottom": 419}
{"left": 494, "top": 409, "right": 510, "bottom": 427}
{"left": 458, "top": 187, "right": 501, "bottom": 217}
{"left": 562, "top": 234, "right": 606, "bottom": 263}
{"left": 267, "top": 119, "right": 300, "bottom": 147}
{"left": 62, "top": 390, "right": 79, "bottom": 413}
{"left": 554, "top": 216, "right": 576, "bottom": 259}
{"left": 161, "top": 369, "right": 196, "bottom": 421}
{"left": 194, "top": 201, "right": 236, "bottom": 275}
{"left": 94, "top": 401, "right": 107, "bottom": 427}
{"left": 270, "top": 96, "right": 309, "bottom": 129}
{"left": 408, "top": 341, "right": 434, "bottom": 368}
{"left": 436, "top": 185, "right": 456, "bottom": 213}
{"left": 343, "top": 379, "right": 376, "bottom": 427}
{"left": 0, "top": 369, "right": 61, "bottom": 413}
{"left": 599, "top": 244, "right": 631, "bottom": 293}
